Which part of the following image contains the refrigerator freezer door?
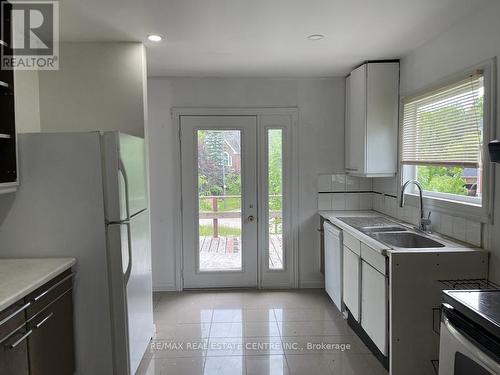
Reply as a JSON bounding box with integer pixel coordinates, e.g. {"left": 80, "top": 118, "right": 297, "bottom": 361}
{"left": 119, "top": 133, "right": 148, "bottom": 217}
{"left": 102, "top": 132, "right": 148, "bottom": 222}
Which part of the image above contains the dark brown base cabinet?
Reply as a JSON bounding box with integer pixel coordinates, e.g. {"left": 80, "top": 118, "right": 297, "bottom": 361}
{"left": 0, "top": 270, "right": 75, "bottom": 375}
{"left": 0, "top": 303, "right": 30, "bottom": 375}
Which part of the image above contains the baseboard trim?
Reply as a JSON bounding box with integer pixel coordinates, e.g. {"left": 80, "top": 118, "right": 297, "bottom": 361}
{"left": 153, "top": 282, "right": 177, "bottom": 292}
{"left": 299, "top": 280, "right": 325, "bottom": 288}
{"left": 155, "top": 281, "right": 325, "bottom": 290}
{"left": 260, "top": 284, "right": 296, "bottom": 289}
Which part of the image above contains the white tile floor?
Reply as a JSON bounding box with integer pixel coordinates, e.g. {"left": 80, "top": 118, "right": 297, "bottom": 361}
{"left": 136, "top": 290, "right": 388, "bottom": 375}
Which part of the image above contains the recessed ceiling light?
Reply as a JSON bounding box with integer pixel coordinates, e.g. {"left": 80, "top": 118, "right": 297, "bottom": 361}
{"left": 307, "top": 34, "right": 324, "bottom": 41}
{"left": 147, "top": 34, "right": 163, "bottom": 42}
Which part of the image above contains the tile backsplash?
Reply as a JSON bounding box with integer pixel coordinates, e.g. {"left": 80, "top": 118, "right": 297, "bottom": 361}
{"left": 318, "top": 174, "right": 373, "bottom": 211}
{"left": 372, "top": 194, "right": 482, "bottom": 247}
{"left": 318, "top": 174, "right": 483, "bottom": 247}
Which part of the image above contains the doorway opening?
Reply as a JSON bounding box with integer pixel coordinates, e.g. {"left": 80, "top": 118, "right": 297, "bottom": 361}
{"left": 177, "top": 109, "right": 298, "bottom": 289}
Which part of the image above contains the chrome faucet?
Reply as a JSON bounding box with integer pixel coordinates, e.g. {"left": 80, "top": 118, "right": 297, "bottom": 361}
{"left": 400, "top": 180, "right": 432, "bottom": 232}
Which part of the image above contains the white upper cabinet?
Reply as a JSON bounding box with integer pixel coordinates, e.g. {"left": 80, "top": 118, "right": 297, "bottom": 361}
{"left": 345, "top": 61, "right": 399, "bottom": 177}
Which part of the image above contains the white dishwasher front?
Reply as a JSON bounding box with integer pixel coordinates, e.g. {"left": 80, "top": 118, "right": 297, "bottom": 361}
{"left": 324, "top": 222, "right": 343, "bottom": 312}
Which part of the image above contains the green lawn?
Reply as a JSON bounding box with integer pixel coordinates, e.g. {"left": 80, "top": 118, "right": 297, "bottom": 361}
{"left": 199, "top": 224, "right": 241, "bottom": 236}
{"left": 199, "top": 196, "right": 283, "bottom": 212}
{"left": 199, "top": 197, "right": 242, "bottom": 212}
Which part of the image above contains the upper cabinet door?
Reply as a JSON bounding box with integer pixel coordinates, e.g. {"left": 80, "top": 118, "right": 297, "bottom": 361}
{"left": 348, "top": 64, "right": 367, "bottom": 174}
{"left": 345, "top": 75, "right": 355, "bottom": 172}
{"left": 345, "top": 61, "right": 399, "bottom": 177}
{"left": 365, "top": 63, "right": 399, "bottom": 176}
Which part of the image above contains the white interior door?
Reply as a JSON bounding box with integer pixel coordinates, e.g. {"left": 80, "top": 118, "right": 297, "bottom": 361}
{"left": 181, "top": 116, "right": 258, "bottom": 288}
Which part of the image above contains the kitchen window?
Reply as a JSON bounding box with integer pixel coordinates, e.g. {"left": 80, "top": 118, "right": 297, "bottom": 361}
{"left": 400, "top": 63, "right": 494, "bottom": 217}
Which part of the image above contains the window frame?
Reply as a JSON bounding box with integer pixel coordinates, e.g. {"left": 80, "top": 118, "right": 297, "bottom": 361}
{"left": 398, "top": 59, "right": 496, "bottom": 223}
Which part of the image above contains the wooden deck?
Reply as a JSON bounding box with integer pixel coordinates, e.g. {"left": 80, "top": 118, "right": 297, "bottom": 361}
{"left": 199, "top": 235, "right": 240, "bottom": 254}
{"left": 199, "top": 235, "right": 283, "bottom": 270}
{"left": 268, "top": 235, "right": 283, "bottom": 270}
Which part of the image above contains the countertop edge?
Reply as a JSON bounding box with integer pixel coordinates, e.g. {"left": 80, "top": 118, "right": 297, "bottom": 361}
{"left": 0, "top": 258, "right": 76, "bottom": 312}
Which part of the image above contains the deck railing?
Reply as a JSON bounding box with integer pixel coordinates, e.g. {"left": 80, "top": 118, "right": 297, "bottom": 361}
{"left": 199, "top": 195, "right": 282, "bottom": 237}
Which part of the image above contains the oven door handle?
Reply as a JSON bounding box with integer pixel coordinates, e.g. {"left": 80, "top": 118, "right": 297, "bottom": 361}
{"left": 443, "top": 317, "right": 500, "bottom": 373}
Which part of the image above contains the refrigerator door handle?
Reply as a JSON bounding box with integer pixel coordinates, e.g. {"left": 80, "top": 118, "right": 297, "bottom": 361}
{"left": 123, "top": 221, "right": 133, "bottom": 284}
{"left": 118, "top": 158, "right": 133, "bottom": 284}
{"left": 119, "top": 158, "right": 131, "bottom": 221}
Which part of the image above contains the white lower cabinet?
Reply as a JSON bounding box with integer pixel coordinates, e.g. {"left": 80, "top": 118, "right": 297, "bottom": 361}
{"left": 324, "top": 223, "right": 343, "bottom": 311}
{"left": 342, "top": 246, "right": 361, "bottom": 321}
{"left": 361, "top": 260, "right": 388, "bottom": 355}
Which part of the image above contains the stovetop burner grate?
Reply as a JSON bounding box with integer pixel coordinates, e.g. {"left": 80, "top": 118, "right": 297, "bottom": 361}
{"left": 438, "top": 278, "right": 500, "bottom": 290}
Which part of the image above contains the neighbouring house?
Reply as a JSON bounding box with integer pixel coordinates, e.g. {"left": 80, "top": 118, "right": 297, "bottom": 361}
{"left": 223, "top": 132, "right": 241, "bottom": 173}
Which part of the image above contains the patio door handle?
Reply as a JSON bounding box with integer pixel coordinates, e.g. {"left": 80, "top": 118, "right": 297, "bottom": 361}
{"left": 248, "top": 215, "right": 256, "bottom": 222}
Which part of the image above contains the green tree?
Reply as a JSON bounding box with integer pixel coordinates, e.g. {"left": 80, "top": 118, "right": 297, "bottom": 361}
{"left": 417, "top": 166, "right": 467, "bottom": 195}
{"left": 413, "top": 87, "right": 483, "bottom": 196}
{"left": 268, "top": 130, "right": 282, "bottom": 211}
{"left": 198, "top": 131, "right": 225, "bottom": 196}
{"left": 225, "top": 173, "right": 241, "bottom": 195}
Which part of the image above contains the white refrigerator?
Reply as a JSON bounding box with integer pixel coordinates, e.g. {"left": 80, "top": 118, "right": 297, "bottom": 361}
{"left": 0, "top": 131, "right": 154, "bottom": 375}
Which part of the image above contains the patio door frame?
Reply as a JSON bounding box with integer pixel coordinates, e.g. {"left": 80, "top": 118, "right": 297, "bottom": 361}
{"left": 180, "top": 115, "right": 258, "bottom": 288}
{"left": 174, "top": 107, "right": 299, "bottom": 290}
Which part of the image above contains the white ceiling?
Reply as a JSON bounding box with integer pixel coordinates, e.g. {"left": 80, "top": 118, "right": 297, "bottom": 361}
{"left": 59, "top": 0, "right": 493, "bottom": 77}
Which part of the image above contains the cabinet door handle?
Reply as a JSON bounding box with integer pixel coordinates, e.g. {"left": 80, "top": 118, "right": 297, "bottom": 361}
{"left": 6, "top": 330, "right": 33, "bottom": 349}
{"left": 345, "top": 168, "right": 358, "bottom": 171}
{"left": 0, "top": 302, "right": 31, "bottom": 326}
{"left": 34, "top": 273, "right": 74, "bottom": 302}
{"left": 35, "top": 312, "right": 54, "bottom": 329}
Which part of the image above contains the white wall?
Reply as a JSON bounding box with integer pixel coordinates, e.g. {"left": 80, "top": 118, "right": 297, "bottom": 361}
{"left": 147, "top": 79, "right": 176, "bottom": 290}
{"left": 148, "top": 77, "right": 345, "bottom": 289}
{"left": 373, "top": 1, "right": 500, "bottom": 282}
{"left": 14, "top": 70, "right": 41, "bottom": 133}
{"left": 38, "top": 43, "right": 147, "bottom": 137}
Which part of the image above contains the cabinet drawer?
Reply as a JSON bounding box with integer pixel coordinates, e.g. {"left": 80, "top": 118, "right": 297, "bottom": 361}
{"left": 343, "top": 231, "right": 361, "bottom": 255}
{"left": 25, "top": 270, "right": 73, "bottom": 319}
{"left": 0, "top": 301, "right": 29, "bottom": 342}
{"left": 361, "top": 243, "right": 387, "bottom": 275}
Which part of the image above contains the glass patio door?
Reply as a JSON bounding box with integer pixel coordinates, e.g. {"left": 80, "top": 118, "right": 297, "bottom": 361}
{"left": 180, "top": 116, "right": 258, "bottom": 288}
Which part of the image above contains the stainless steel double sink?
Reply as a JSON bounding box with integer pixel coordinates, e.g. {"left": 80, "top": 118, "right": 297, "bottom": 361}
{"left": 368, "top": 229, "right": 445, "bottom": 249}
{"left": 337, "top": 216, "right": 447, "bottom": 250}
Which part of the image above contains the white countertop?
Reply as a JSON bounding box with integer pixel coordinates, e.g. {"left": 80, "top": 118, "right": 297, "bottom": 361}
{"left": 319, "top": 210, "right": 479, "bottom": 255}
{"left": 0, "top": 258, "right": 76, "bottom": 312}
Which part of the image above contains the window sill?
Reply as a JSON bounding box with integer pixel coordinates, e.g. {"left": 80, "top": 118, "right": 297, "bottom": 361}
{"left": 403, "top": 192, "right": 490, "bottom": 223}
